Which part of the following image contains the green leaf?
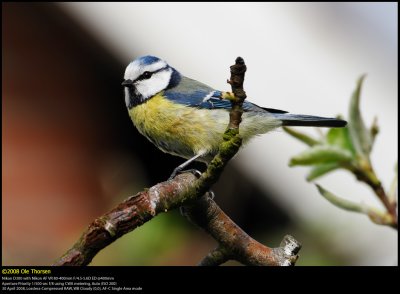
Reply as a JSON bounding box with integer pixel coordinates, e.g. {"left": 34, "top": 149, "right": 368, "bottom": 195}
{"left": 283, "top": 127, "right": 320, "bottom": 146}
{"left": 316, "top": 185, "right": 395, "bottom": 227}
{"left": 348, "top": 75, "right": 373, "bottom": 159}
{"left": 315, "top": 184, "right": 363, "bottom": 213}
{"left": 307, "top": 163, "right": 341, "bottom": 181}
{"left": 289, "top": 145, "right": 353, "bottom": 166}
{"left": 326, "top": 125, "right": 356, "bottom": 156}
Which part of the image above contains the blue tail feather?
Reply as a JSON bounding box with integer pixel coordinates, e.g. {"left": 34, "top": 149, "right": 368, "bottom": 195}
{"left": 273, "top": 113, "right": 347, "bottom": 128}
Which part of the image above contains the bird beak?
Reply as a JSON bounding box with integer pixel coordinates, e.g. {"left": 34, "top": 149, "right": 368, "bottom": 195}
{"left": 122, "top": 79, "right": 133, "bottom": 87}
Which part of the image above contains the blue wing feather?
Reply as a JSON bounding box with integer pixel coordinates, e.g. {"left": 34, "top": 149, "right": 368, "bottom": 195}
{"left": 163, "top": 76, "right": 286, "bottom": 113}
{"left": 165, "top": 90, "right": 277, "bottom": 113}
{"left": 163, "top": 90, "right": 212, "bottom": 106}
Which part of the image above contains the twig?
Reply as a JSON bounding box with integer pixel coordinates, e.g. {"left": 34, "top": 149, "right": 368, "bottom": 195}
{"left": 226, "top": 56, "right": 247, "bottom": 129}
{"left": 352, "top": 167, "right": 398, "bottom": 229}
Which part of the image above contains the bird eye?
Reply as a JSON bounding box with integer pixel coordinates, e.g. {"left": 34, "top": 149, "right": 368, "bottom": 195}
{"left": 142, "top": 71, "right": 152, "bottom": 79}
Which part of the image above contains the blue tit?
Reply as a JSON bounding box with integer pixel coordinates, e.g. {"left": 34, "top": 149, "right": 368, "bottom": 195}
{"left": 122, "top": 55, "right": 346, "bottom": 175}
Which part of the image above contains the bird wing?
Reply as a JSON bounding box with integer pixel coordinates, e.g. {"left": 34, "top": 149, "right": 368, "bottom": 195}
{"left": 163, "top": 76, "right": 288, "bottom": 113}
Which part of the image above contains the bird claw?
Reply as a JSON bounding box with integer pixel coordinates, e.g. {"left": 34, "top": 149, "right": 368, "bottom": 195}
{"left": 170, "top": 167, "right": 213, "bottom": 216}
{"left": 179, "top": 206, "right": 187, "bottom": 217}
{"left": 168, "top": 168, "right": 202, "bottom": 181}
{"left": 207, "top": 190, "right": 215, "bottom": 200}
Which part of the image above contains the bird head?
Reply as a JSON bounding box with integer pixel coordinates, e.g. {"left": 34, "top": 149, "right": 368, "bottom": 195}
{"left": 122, "top": 55, "right": 181, "bottom": 108}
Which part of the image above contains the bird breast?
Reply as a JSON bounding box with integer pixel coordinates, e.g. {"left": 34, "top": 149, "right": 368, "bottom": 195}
{"left": 128, "top": 93, "right": 227, "bottom": 160}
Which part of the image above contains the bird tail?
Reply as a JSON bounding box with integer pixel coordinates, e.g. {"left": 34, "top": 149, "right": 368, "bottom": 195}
{"left": 273, "top": 113, "right": 347, "bottom": 128}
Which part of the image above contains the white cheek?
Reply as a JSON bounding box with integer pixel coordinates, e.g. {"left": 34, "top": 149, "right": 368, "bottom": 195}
{"left": 135, "top": 69, "right": 172, "bottom": 99}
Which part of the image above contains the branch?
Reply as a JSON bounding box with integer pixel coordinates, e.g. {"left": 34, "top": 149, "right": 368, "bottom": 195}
{"left": 226, "top": 56, "right": 247, "bottom": 129}
{"left": 184, "top": 195, "right": 301, "bottom": 266}
{"left": 53, "top": 173, "right": 198, "bottom": 266}
{"left": 352, "top": 166, "right": 398, "bottom": 229}
{"left": 197, "top": 245, "right": 232, "bottom": 266}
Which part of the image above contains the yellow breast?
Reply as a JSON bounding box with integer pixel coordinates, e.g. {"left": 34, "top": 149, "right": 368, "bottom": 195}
{"left": 128, "top": 93, "right": 227, "bottom": 159}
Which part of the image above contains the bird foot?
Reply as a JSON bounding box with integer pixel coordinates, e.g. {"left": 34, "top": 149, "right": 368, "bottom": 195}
{"left": 168, "top": 168, "right": 202, "bottom": 181}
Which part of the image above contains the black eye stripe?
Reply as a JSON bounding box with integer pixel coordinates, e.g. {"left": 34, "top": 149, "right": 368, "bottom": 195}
{"left": 133, "top": 66, "right": 168, "bottom": 83}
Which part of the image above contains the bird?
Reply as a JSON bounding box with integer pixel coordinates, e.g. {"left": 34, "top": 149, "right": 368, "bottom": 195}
{"left": 122, "top": 55, "right": 347, "bottom": 178}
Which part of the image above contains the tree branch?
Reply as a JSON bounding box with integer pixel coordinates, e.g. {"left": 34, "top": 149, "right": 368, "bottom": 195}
{"left": 53, "top": 173, "right": 199, "bottom": 266}
{"left": 184, "top": 194, "right": 301, "bottom": 266}
{"left": 197, "top": 245, "right": 232, "bottom": 266}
